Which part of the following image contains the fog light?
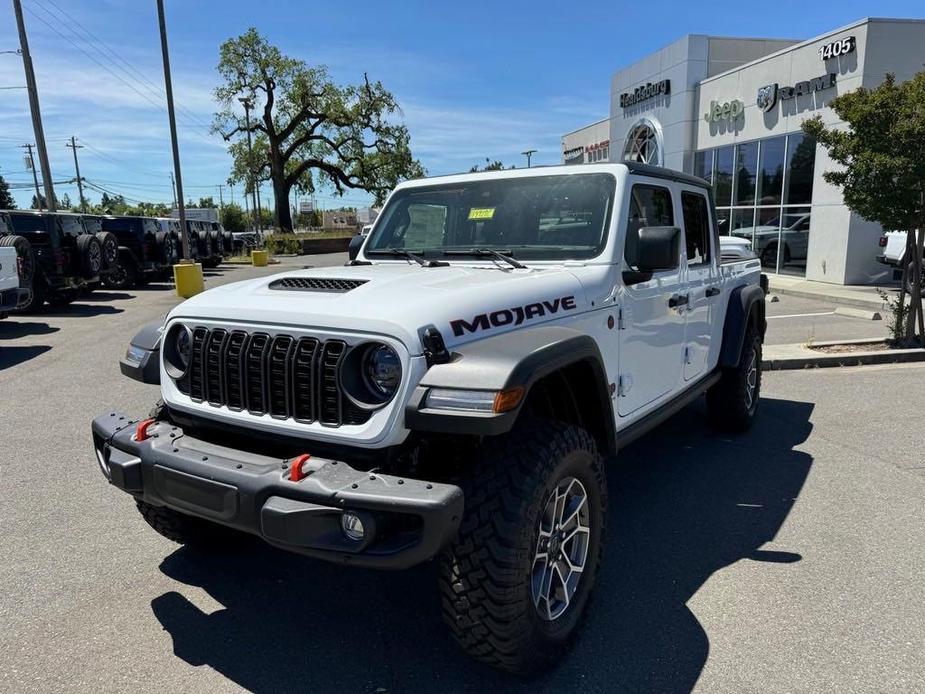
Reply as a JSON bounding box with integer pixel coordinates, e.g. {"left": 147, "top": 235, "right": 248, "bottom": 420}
{"left": 341, "top": 512, "right": 365, "bottom": 542}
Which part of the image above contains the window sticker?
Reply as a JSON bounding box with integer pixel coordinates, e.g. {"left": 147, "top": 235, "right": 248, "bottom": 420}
{"left": 468, "top": 207, "right": 496, "bottom": 221}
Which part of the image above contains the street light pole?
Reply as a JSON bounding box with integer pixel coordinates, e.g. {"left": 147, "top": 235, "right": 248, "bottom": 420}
{"left": 66, "top": 136, "right": 87, "bottom": 213}
{"left": 13, "top": 0, "right": 56, "bottom": 211}
{"left": 521, "top": 149, "right": 537, "bottom": 168}
{"left": 238, "top": 97, "right": 262, "bottom": 234}
{"left": 156, "top": 0, "right": 190, "bottom": 261}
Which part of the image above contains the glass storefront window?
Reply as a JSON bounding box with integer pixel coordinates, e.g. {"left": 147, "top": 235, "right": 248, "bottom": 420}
{"left": 696, "top": 131, "right": 816, "bottom": 278}
{"left": 714, "top": 146, "right": 734, "bottom": 207}
{"left": 777, "top": 207, "right": 811, "bottom": 276}
{"left": 784, "top": 135, "right": 816, "bottom": 205}
{"left": 757, "top": 136, "right": 785, "bottom": 206}
{"left": 733, "top": 141, "right": 759, "bottom": 206}
{"left": 693, "top": 150, "right": 713, "bottom": 184}
{"left": 754, "top": 207, "right": 784, "bottom": 270}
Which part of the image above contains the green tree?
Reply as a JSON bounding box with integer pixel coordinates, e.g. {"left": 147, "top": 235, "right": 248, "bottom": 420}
{"left": 212, "top": 28, "right": 425, "bottom": 232}
{"left": 0, "top": 174, "right": 15, "bottom": 209}
{"left": 469, "top": 158, "right": 513, "bottom": 172}
{"left": 803, "top": 72, "right": 925, "bottom": 344}
{"left": 221, "top": 203, "right": 247, "bottom": 233}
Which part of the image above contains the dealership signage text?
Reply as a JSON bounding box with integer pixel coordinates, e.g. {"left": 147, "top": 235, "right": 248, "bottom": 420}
{"left": 703, "top": 99, "right": 744, "bottom": 123}
{"left": 757, "top": 73, "right": 836, "bottom": 112}
{"left": 620, "top": 80, "right": 670, "bottom": 108}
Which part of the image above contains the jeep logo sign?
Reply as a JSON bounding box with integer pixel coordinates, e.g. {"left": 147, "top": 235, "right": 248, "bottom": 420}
{"left": 703, "top": 99, "right": 744, "bottom": 123}
{"left": 450, "top": 296, "right": 578, "bottom": 337}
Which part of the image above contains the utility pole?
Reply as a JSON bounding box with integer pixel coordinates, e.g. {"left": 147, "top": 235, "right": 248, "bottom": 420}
{"left": 521, "top": 149, "right": 537, "bottom": 168}
{"left": 66, "top": 136, "right": 87, "bottom": 212}
{"left": 169, "top": 171, "right": 177, "bottom": 209}
{"left": 13, "top": 0, "right": 55, "bottom": 211}
{"left": 229, "top": 183, "right": 234, "bottom": 205}
{"left": 20, "top": 143, "right": 41, "bottom": 209}
{"left": 238, "top": 96, "right": 262, "bottom": 234}
{"left": 216, "top": 184, "right": 224, "bottom": 208}
{"left": 157, "top": 0, "right": 190, "bottom": 260}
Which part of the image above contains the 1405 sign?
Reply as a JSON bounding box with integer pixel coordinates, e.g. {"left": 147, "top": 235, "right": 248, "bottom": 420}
{"left": 819, "top": 36, "right": 855, "bottom": 60}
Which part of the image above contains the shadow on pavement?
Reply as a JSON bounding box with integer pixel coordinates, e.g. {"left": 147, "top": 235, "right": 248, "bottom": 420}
{"left": 42, "top": 304, "right": 124, "bottom": 318}
{"left": 151, "top": 397, "right": 814, "bottom": 693}
{"left": 0, "top": 321, "right": 60, "bottom": 339}
{"left": 80, "top": 291, "right": 135, "bottom": 302}
{"left": 0, "top": 344, "right": 52, "bottom": 370}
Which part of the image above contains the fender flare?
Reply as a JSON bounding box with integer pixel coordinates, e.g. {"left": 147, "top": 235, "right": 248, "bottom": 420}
{"left": 405, "top": 325, "right": 616, "bottom": 452}
{"left": 718, "top": 284, "right": 766, "bottom": 369}
{"left": 119, "top": 320, "right": 162, "bottom": 385}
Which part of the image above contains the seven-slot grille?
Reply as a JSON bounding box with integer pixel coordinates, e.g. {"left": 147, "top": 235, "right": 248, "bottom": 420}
{"left": 176, "top": 327, "right": 372, "bottom": 427}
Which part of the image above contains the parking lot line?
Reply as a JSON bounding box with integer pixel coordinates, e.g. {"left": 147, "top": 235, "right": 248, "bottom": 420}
{"left": 767, "top": 311, "right": 836, "bottom": 320}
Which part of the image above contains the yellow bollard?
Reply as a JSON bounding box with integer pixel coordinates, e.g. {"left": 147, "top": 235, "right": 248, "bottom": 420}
{"left": 173, "top": 261, "right": 204, "bottom": 299}
{"left": 251, "top": 249, "right": 269, "bottom": 267}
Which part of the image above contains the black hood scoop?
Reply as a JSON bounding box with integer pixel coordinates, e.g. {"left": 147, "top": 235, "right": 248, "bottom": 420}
{"left": 268, "top": 277, "right": 368, "bottom": 293}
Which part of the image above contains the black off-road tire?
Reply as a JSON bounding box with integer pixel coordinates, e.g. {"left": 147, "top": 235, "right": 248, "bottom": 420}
{"left": 440, "top": 420, "right": 607, "bottom": 674}
{"left": 76, "top": 234, "right": 103, "bottom": 278}
{"left": 18, "top": 274, "right": 47, "bottom": 312}
{"left": 103, "top": 259, "right": 138, "bottom": 290}
{"left": 706, "top": 321, "right": 762, "bottom": 432}
{"left": 135, "top": 499, "right": 240, "bottom": 547}
{"left": 95, "top": 231, "right": 119, "bottom": 270}
{"left": 0, "top": 234, "right": 35, "bottom": 286}
{"left": 47, "top": 288, "right": 80, "bottom": 307}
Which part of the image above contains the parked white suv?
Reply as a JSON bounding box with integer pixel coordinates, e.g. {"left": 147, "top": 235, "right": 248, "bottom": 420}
{"left": 92, "top": 163, "right": 766, "bottom": 674}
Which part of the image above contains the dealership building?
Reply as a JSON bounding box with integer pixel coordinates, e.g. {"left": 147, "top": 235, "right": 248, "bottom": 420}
{"left": 561, "top": 18, "right": 925, "bottom": 284}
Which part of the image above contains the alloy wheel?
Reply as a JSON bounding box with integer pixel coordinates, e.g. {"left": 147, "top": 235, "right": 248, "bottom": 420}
{"left": 531, "top": 476, "right": 591, "bottom": 621}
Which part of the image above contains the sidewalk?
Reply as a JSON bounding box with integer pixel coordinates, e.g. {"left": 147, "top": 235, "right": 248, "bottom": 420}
{"left": 767, "top": 275, "right": 895, "bottom": 310}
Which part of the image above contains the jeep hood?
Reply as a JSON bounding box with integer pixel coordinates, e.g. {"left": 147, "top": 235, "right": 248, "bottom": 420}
{"left": 168, "top": 263, "right": 591, "bottom": 353}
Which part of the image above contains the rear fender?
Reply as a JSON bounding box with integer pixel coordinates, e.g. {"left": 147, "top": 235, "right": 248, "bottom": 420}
{"left": 719, "top": 284, "right": 766, "bottom": 369}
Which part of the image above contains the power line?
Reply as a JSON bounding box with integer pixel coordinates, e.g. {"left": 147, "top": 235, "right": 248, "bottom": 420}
{"left": 23, "top": 2, "right": 210, "bottom": 137}
{"left": 34, "top": 0, "right": 213, "bottom": 133}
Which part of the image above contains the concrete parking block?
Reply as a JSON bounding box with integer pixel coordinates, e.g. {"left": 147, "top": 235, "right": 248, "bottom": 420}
{"left": 833, "top": 306, "right": 882, "bottom": 321}
{"left": 763, "top": 339, "right": 925, "bottom": 370}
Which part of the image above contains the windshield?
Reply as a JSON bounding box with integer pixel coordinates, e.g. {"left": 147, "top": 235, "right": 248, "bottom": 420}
{"left": 366, "top": 173, "right": 615, "bottom": 261}
{"left": 0, "top": 214, "right": 10, "bottom": 234}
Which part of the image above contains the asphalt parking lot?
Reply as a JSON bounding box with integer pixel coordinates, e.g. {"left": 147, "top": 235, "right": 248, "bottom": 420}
{"left": 764, "top": 293, "right": 890, "bottom": 346}
{"left": 1, "top": 257, "right": 923, "bottom": 693}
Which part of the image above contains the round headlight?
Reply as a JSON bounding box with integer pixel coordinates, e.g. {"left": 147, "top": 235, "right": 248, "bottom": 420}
{"left": 341, "top": 342, "right": 402, "bottom": 410}
{"left": 163, "top": 323, "right": 193, "bottom": 379}
{"left": 364, "top": 344, "right": 401, "bottom": 396}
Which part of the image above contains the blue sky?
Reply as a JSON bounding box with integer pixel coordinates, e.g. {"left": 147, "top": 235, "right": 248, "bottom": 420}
{"left": 0, "top": 0, "right": 922, "bottom": 211}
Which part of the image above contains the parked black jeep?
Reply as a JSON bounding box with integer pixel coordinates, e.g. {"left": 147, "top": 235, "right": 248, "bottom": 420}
{"left": 2, "top": 210, "right": 108, "bottom": 310}
{"left": 101, "top": 216, "right": 178, "bottom": 289}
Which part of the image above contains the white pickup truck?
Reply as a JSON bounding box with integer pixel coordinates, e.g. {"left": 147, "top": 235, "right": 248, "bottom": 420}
{"left": 0, "top": 232, "right": 32, "bottom": 318}
{"left": 92, "top": 162, "right": 766, "bottom": 674}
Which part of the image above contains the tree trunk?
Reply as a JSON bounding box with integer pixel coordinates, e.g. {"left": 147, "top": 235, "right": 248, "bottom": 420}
{"left": 914, "top": 226, "right": 925, "bottom": 342}
{"left": 268, "top": 143, "right": 293, "bottom": 233}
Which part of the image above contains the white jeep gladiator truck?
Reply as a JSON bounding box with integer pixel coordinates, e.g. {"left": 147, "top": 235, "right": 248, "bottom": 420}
{"left": 91, "top": 162, "right": 766, "bottom": 674}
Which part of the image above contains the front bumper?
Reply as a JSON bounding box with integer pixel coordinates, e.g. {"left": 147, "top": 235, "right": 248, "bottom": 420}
{"left": 91, "top": 412, "right": 463, "bottom": 569}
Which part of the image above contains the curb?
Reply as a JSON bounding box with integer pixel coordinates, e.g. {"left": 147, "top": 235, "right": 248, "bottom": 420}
{"left": 763, "top": 339, "right": 925, "bottom": 370}
{"left": 767, "top": 285, "right": 888, "bottom": 311}
{"left": 833, "top": 306, "right": 882, "bottom": 321}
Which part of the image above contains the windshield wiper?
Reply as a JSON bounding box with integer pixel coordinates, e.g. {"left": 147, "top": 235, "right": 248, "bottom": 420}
{"left": 367, "top": 248, "right": 448, "bottom": 267}
{"left": 443, "top": 248, "right": 527, "bottom": 269}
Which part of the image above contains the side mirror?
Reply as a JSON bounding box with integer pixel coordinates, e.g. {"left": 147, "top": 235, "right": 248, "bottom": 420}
{"left": 634, "top": 226, "right": 681, "bottom": 272}
{"left": 348, "top": 233, "right": 364, "bottom": 261}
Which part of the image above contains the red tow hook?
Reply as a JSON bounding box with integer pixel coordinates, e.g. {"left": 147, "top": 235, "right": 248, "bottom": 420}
{"left": 135, "top": 418, "right": 156, "bottom": 442}
{"left": 289, "top": 453, "right": 312, "bottom": 482}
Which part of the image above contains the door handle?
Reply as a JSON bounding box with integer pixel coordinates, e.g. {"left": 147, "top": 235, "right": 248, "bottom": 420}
{"left": 705, "top": 286, "right": 721, "bottom": 297}
{"left": 668, "top": 294, "right": 690, "bottom": 309}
